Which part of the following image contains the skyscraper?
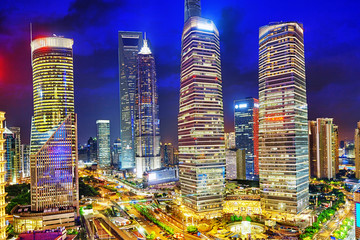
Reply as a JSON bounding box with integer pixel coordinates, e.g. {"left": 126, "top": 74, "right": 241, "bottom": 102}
{"left": 135, "top": 39, "right": 161, "bottom": 178}
{"left": 178, "top": 0, "right": 225, "bottom": 218}
{"left": 355, "top": 122, "right": 360, "bottom": 179}
{"left": 29, "top": 36, "right": 78, "bottom": 220}
{"left": 184, "top": 0, "right": 201, "bottom": 22}
{"left": 20, "top": 144, "right": 30, "bottom": 179}
{"left": 234, "top": 98, "right": 259, "bottom": 180}
{"left": 3, "top": 126, "right": 21, "bottom": 184}
{"left": 96, "top": 120, "right": 111, "bottom": 168}
{"left": 112, "top": 138, "right": 121, "bottom": 168}
{"left": 160, "top": 143, "right": 175, "bottom": 167}
{"left": 224, "top": 132, "right": 236, "bottom": 150}
{"left": 258, "top": 22, "right": 309, "bottom": 214}
{"left": 0, "top": 112, "right": 7, "bottom": 239}
{"left": 308, "top": 118, "right": 339, "bottom": 179}
{"left": 119, "top": 31, "right": 143, "bottom": 170}
{"left": 87, "top": 137, "right": 97, "bottom": 162}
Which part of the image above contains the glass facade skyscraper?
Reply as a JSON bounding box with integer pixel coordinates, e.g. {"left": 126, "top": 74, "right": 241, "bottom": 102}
{"left": 178, "top": 0, "right": 225, "bottom": 218}
{"left": 96, "top": 120, "right": 111, "bottom": 168}
{"left": 119, "top": 31, "right": 143, "bottom": 170}
{"left": 135, "top": 40, "right": 161, "bottom": 178}
{"left": 258, "top": 22, "right": 309, "bottom": 214}
{"left": 184, "top": 0, "right": 201, "bottom": 22}
{"left": 30, "top": 36, "right": 79, "bottom": 215}
{"left": 234, "top": 98, "right": 259, "bottom": 180}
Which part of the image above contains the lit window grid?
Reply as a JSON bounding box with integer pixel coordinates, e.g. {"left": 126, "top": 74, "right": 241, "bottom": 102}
{"left": 0, "top": 112, "right": 8, "bottom": 239}
{"left": 258, "top": 22, "right": 309, "bottom": 214}
{"left": 178, "top": 17, "right": 225, "bottom": 213}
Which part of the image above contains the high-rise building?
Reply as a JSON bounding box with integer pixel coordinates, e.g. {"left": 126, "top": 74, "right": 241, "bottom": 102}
{"left": 308, "top": 118, "right": 339, "bottom": 179}
{"left": 258, "top": 22, "right": 309, "bottom": 214}
{"left": 234, "top": 98, "right": 259, "bottom": 180}
{"left": 0, "top": 112, "right": 7, "bottom": 239}
{"left": 10, "top": 127, "right": 21, "bottom": 183}
{"left": 87, "top": 137, "right": 97, "bottom": 162}
{"left": 96, "top": 120, "right": 111, "bottom": 168}
{"left": 160, "top": 143, "right": 175, "bottom": 167}
{"left": 20, "top": 144, "right": 30, "bottom": 179}
{"left": 119, "top": 31, "right": 143, "bottom": 170}
{"left": 184, "top": 0, "right": 201, "bottom": 22}
{"left": 224, "top": 132, "right": 236, "bottom": 150}
{"left": 178, "top": 0, "right": 225, "bottom": 218}
{"left": 135, "top": 39, "right": 161, "bottom": 178}
{"left": 345, "top": 141, "right": 355, "bottom": 158}
{"left": 112, "top": 138, "right": 121, "bottom": 168}
{"left": 225, "top": 149, "right": 246, "bottom": 180}
{"left": 355, "top": 122, "right": 360, "bottom": 179}
{"left": 28, "top": 36, "right": 78, "bottom": 224}
{"left": 3, "top": 127, "right": 15, "bottom": 184}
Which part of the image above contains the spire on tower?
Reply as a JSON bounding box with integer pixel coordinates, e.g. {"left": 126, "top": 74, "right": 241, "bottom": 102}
{"left": 184, "top": 0, "right": 201, "bottom": 22}
{"left": 139, "top": 34, "right": 151, "bottom": 55}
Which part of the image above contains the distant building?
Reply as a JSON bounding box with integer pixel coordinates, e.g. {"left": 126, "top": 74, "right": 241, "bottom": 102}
{"left": 135, "top": 39, "right": 161, "bottom": 178}
{"left": 355, "top": 122, "right": 360, "bottom": 179}
{"left": 96, "top": 120, "right": 111, "bottom": 168}
{"left": 225, "top": 149, "right": 246, "bottom": 180}
{"left": 119, "top": 31, "right": 143, "bottom": 170}
{"left": 345, "top": 141, "right": 355, "bottom": 158}
{"left": 234, "top": 98, "right": 259, "bottom": 180}
{"left": 87, "top": 137, "right": 97, "bottom": 162}
{"left": 0, "top": 112, "right": 7, "bottom": 239}
{"left": 309, "top": 118, "right": 339, "bottom": 179}
{"left": 112, "top": 138, "right": 121, "bottom": 168}
{"left": 10, "top": 127, "right": 21, "bottom": 183}
{"left": 160, "top": 143, "right": 175, "bottom": 167}
{"left": 20, "top": 144, "right": 30, "bottom": 179}
{"left": 224, "top": 132, "right": 236, "bottom": 150}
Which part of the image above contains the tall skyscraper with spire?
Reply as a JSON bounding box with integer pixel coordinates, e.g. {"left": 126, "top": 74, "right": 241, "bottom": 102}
{"left": 178, "top": 0, "right": 225, "bottom": 218}
{"left": 119, "top": 32, "right": 143, "bottom": 171}
{"left": 258, "top": 22, "right": 309, "bottom": 214}
{"left": 28, "top": 36, "right": 79, "bottom": 225}
{"left": 135, "top": 39, "right": 161, "bottom": 178}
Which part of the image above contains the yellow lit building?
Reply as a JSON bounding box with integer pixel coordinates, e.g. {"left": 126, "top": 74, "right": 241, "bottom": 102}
{"left": 0, "top": 112, "right": 7, "bottom": 239}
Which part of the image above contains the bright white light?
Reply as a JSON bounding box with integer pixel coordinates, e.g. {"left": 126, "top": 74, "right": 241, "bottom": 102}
{"left": 238, "top": 104, "right": 248, "bottom": 108}
{"left": 197, "top": 22, "right": 213, "bottom": 31}
{"left": 235, "top": 105, "right": 239, "bottom": 109}
{"left": 254, "top": 103, "right": 259, "bottom": 108}
{"left": 149, "top": 173, "right": 157, "bottom": 181}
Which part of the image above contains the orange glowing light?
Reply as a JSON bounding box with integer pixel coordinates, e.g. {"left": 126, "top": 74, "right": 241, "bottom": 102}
{"left": 267, "top": 116, "right": 284, "bottom": 121}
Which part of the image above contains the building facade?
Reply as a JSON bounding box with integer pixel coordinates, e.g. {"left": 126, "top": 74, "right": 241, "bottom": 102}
{"left": 21, "top": 144, "right": 30, "bottom": 179}
{"left": 160, "top": 143, "right": 175, "bottom": 167}
{"left": 258, "top": 22, "right": 309, "bottom": 214}
{"left": 178, "top": 0, "right": 225, "bottom": 218}
{"left": 135, "top": 40, "right": 161, "bottom": 178}
{"left": 225, "top": 149, "right": 246, "bottom": 180}
{"left": 0, "top": 112, "right": 7, "bottom": 239}
{"left": 96, "top": 120, "right": 111, "bottom": 168}
{"left": 30, "top": 36, "right": 78, "bottom": 217}
{"left": 224, "top": 132, "right": 236, "bottom": 150}
{"left": 234, "top": 98, "right": 259, "bottom": 180}
{"left": 308, "top": 118, "right": 339, "bottom": 179}
{"left": 355, "top": 122, "right": 360, "bottom": 179}
{"left": 119, "top": 31, "right": 143, "bottom": 170}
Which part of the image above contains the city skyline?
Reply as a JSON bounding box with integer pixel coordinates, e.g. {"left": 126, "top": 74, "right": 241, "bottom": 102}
{"left": 1, "top": 0, "right": 360, "bottom": 147}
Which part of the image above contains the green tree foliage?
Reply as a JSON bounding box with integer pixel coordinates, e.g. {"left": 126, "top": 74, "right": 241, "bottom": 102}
{"left": 245, "top": 216, "right": 251, "bottom": 222}
{"left": 6, "top": 191, "right": 30, "bottom": 214}
{"left": 79, "top": 177, "right": 100, "bottom": 198}
{"left": 187, "top": 225, "right": 198, "bottom": 233}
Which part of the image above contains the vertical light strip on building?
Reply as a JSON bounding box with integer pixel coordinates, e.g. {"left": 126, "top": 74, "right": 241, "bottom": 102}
{"left": 135, "top": 40, "right": 161, "bottom": 178}
{"left": 119, "top": 31, "right": 143, "bottom": 170}
{"left": 0, "top": 112, "right": 7, "bottom": 239}
{"left": 178, "top": 5, "right": 225, "bottom": 216}
{"left": 30, "top": 36, "right": 78, "bottom": 215}
{"left": 258, "top": 22, "right": 309, "bottom": 214}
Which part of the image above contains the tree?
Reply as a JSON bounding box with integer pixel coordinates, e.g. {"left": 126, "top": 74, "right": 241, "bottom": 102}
{"left": 187, "top": 225, "right": 198, "bottom": 233}
{"left": 245, "top": 216, "right": 251, "bottom": 222}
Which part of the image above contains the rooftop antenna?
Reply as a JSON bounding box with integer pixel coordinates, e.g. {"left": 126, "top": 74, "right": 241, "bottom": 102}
{"left": 30, "top": 22, "right": 33, "bottom": 42}
{"left": 144, "top": 32, "right": 147, "bottom": 40}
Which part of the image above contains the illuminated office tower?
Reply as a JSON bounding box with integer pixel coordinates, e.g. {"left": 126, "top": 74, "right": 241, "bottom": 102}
{"left": 0, "top": 112, "right": 7, "bottom": 239}
{"left": 258, "top": 22, "right": 309, "bottom": 214}
{"left": 3, "top": 126, "right": 21, "bottom": 184}
{"left": 355, "top": 122, "right": 360, "bottom": 179}
{"left": 135, "top": 40, "right": 161, "bottom": 178}
{"left": 20, "top": 144, "right": 30, "bottom": 179}
{"left": 178, "top": 0, "right": 225, "bottom": 217}
{"left": 224, "top": 132, "right": 236, "bottom": 150}
{"left": 161, "top": 143, "right": 175, "bottom": 167}
{"left": 234, "top": 98, "right": 259, "bottom": 180}
{"left": 119, "top": 31, "right": 143, "bottom": 170}
{"left": 96, "top": 120, "right": 111, "bottom": 168}
{"left": 308, "top": 118, "right": 339, "bottom": 179}
{"left": 29, "top": 36, "right": 78, "bottom": 219}
{"left": 87, "top": 137, "right": 97, "bottom": 162}
{"left": 112, "top": 138, "right": 121, "bottom": 168}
